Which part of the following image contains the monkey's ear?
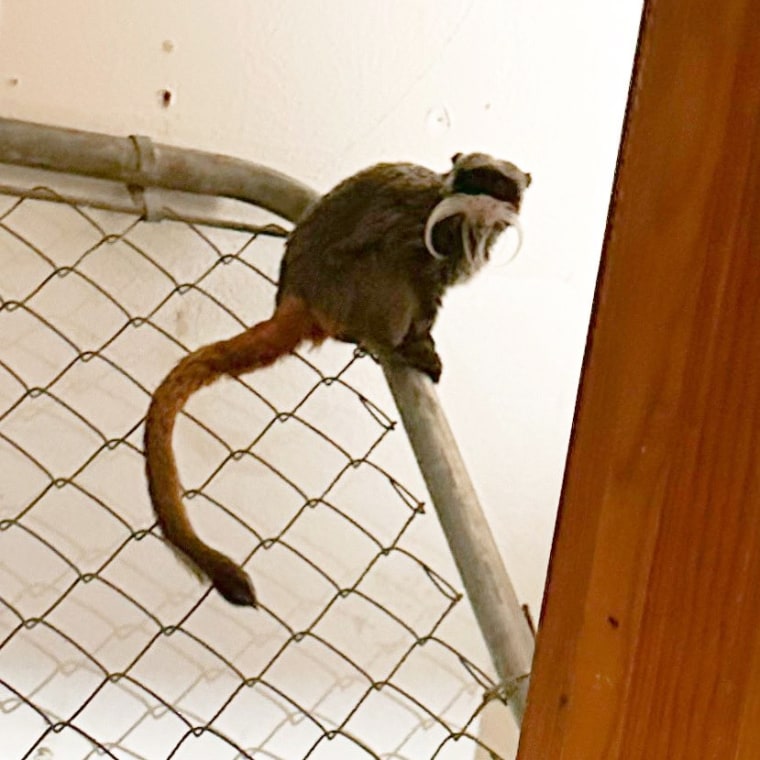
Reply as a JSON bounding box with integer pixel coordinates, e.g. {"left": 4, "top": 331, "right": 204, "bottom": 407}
{"left": 451, "top": 152, "right": 462, "bottom": 165}
{"left": 525, "top": 172, "right": 533, "bottom": 187}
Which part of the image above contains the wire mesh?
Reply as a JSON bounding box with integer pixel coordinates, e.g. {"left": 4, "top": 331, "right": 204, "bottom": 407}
{"left": 0, "top": 176, "right": 515, "bottom": 759}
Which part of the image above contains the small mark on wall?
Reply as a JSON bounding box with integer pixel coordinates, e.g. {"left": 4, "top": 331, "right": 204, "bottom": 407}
{"left": 158, "top": 88, "right": 174, "bottom": 108}
{"left": 425, "top": 105, "right": 451, "bottom": 136}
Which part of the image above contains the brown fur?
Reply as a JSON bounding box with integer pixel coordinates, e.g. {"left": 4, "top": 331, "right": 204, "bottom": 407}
{"left": 144, "top": 153, "right": 530, "bottom": 606}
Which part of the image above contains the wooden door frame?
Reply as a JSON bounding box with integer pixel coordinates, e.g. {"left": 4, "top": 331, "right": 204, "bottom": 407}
{"left": 517, "top": 0, "right": 760, "bottom": 756}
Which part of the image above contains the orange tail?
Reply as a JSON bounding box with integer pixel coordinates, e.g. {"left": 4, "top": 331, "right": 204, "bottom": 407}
{"left": 144, "top": 296, "right": 323, "bottom": 606}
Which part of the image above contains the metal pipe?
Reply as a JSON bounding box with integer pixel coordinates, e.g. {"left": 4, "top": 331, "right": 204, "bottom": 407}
{"left": 0, "top": 116, "right": 316, "bottom": 222}
{"left": 383, "top": 364, "right": 534, "bottom": 722}
{"left": 0, "top": 183, "right": 289, "bottom": 238}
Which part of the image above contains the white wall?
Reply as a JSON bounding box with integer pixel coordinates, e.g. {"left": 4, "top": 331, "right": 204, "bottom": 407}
{"left": 0, "top": 1, "right": 642, "bottom": 755}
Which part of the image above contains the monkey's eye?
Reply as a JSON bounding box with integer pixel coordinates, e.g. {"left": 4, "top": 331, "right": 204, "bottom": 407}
{"left": 452, "top": 167, "right": 521, "bottom": 204}
{"left": 451, "top": 152, "right": 463, "bottom": 165}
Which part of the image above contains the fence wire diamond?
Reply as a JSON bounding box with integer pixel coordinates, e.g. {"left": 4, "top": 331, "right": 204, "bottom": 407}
{"left": 0, "top": 183, "right": 512, "bottom": 759}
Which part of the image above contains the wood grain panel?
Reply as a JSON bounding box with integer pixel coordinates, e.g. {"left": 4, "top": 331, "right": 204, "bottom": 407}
{"left": 517, "top": 0, "right": 760, "bottom": 757}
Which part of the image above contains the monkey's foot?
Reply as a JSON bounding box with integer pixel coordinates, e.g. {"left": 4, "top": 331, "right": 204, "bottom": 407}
{"left": 394, "top": 339, "right": 443, "bottom": 383}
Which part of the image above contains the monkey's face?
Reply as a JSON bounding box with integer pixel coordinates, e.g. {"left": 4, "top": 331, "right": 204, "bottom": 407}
{"left": 447, "top": 152, "right": 531, "bottom": 211}
{"left": 424, "top": 153, "right": 530, "bottom": 278}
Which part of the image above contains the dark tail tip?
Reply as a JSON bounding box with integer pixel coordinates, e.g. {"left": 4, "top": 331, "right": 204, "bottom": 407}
{"left": 211, "top": 559, "right": 258, "bottom": 608}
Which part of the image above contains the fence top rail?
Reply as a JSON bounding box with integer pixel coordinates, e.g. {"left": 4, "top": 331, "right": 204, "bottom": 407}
{"left": 0, "top": 116, "right": 318, "bottom": 223}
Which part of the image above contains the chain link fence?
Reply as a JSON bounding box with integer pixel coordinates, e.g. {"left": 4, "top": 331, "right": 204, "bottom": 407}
{"left": 0, "top": 156, "right": 520, "bottom": 759}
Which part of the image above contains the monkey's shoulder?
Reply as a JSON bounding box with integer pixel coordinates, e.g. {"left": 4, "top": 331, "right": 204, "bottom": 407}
{"left": 330, "top": 161, "right": 442, "bottom": 193}
{"left": 283, "top": 163, "right": 444, "bottom": 265}
{"left": 305, "top": 162, "right": 442, "bottom": 220}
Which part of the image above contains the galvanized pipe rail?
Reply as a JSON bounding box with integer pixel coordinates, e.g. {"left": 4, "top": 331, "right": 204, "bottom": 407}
{"left": 0, "top": 116, "right": 534, "bottom": 722}
{"left": 0, "top": 116, "right": 315, "bottom": 222}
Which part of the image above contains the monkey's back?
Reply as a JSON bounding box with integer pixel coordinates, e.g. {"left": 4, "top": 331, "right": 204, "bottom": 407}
{"left": 278, "top": 163, "right": 446, "bottom": 351}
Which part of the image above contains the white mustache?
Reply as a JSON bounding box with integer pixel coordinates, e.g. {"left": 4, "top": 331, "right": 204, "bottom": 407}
{"left": 424, "top": 193, "right": 523, "bottom": 265}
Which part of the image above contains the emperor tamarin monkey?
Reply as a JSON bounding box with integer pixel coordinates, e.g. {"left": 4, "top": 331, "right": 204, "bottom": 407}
{"left": 144, "top": 152, "right": 531, "bottom": 607}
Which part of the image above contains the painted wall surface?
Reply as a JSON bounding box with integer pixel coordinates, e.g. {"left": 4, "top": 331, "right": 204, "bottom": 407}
{"left": 0, "top": 0, "right": 640, "bottom": 669}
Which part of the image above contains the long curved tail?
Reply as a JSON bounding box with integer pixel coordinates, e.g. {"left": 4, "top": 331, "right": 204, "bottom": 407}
{"left": 144, "top": 296, "right": 323, "bottom": 606}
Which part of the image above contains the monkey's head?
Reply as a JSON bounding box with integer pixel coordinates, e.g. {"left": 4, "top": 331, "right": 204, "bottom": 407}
{"left": 425, "top": 152, "right": 531, "bottom": 280}
{"left": 446, "top": 152, "right": 531, "bottom": 210}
